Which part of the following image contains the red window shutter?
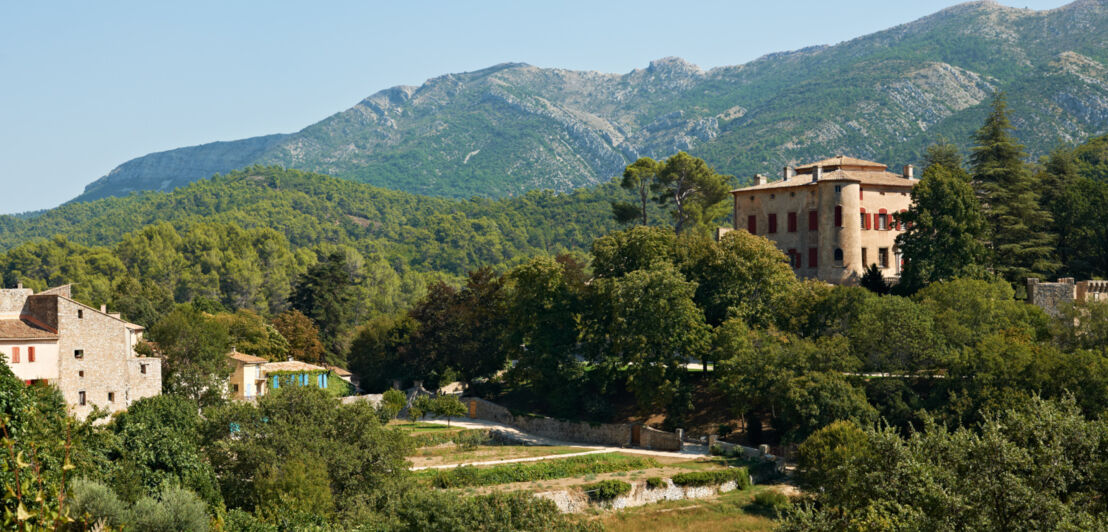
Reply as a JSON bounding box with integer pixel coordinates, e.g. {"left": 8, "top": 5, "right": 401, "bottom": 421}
{"left": 11, "top": 347, "right": 18, "bottom": 364}
{"left": 787, "top": 249, "right": 798, "bottom": 268}
{"left": 861, "top": 209, "right": 869, "bottom": 230}
{"left": 809, "top": 247, "right": 818, "bottom": 268}
{"left": 898, "top": 210, "right": 906, "bottom": 230}
{"left": 28, "top": 347, "right": 34, "bottom": 363}
{"left": 873, "top": 213, "right": 880, "bottom": 230}
{"left": 747, "top": 215, "right": 756, "bottom": 234}
{"left": 834, "top": 206, "right": 843, "bottom": 227}
{"left": 859, "top": 187, "right": 864, "bottom": 200}
{"left": 809, "top": 210, "right": 818, "bottom": 231}
{"left": 788, "top": 212, "right": 797, "bottom": 232}
{"left": 768, "top": 214, "right": 777, "bottom": 233}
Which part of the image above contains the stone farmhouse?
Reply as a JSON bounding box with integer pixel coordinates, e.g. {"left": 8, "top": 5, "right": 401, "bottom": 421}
{"left": 0, "top": 284, "right": 161, "bottom": 419}
{"left": 726, "top": 156, "right": 918, "bottom": 284}
{"left": 226, "top": 350, "right": 350, "bottom": 400}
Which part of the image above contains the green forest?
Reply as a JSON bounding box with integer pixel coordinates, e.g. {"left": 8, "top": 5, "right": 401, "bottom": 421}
{"left": 4, "top": 94, "right": 1108, "bottom": 530}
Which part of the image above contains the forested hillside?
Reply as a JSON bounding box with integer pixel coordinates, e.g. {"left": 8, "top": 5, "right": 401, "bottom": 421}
{"left": 76, "top": 1, "right": 1108, "bottom": 203}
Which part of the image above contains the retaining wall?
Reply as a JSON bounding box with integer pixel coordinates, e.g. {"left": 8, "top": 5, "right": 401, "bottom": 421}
{"left": 465, "top": 397, "right": 631, "bottom": 447}
{"left": 639, "top": 425, "right": 682, "bottom": 452}
{"left": 536, "top": 478, "right": 742, "bottom": 513}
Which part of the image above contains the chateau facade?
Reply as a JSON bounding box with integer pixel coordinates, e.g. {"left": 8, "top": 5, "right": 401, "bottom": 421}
{"left": 728, "top": 156, "right": 918, "bottom": 284}
{"left": 0, "top": 284, "right": 161, "bottom": 418}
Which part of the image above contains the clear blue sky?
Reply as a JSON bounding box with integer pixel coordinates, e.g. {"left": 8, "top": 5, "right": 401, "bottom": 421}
{"left": 0, "top": 0, "right": 1069, "bottom": 214}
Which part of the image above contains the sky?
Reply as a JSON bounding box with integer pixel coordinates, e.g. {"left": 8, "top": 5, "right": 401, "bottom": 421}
{"left": 0, "top": 0, "right": 1070, "bottom": 214}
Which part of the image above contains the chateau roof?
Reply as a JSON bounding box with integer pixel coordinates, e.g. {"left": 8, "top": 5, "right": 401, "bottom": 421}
{"left": 0, "top": 319, "right": 59, "bottom": 340}
{"left": 262, "top": 360, "right": 327, "bottom": 373}
{"left": 795, "top": 155, "right": 887, "bottom": 171}
{"left": 324, "top": 364, "right": 352, "bottom": 377}
{"left": 732, "top": 169, "right": 917, "bottom": 193}
{"left": 228, "top": 350, "right": 268, "bottom": 364}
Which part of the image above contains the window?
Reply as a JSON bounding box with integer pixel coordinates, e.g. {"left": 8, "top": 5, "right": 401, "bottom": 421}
{"left": 768, "top": 213, "right": 778, "bottom": 233}
{"left": 77, "top": 309, "right": 83, "bottom": 319}
{"left": 272, "top": 376, "right": 280, "bottom": 389}
{"left": 78, "top": 391, "right": 86, "bottom": 406}
{"left": 787, "top": 249, "right": 801, "bottom": 269}
{"left": 27, "top": 347, "right": 34, "bottom": 363}
{"left": 834, "top": 248, "right": 844, "bottom": 266}
{"left": 808, "top": 210, "right": 818, "bottom": 231}
{"left": 78, "top": 370, "right": 84, "bottom": 378}
{"left": 140, "top": 364, "right": 147, "bottom": 374}
{"left": 878, "top": 210, "right": 889, "bottom": 230}
{"left": 747, "top": 215, "right": 756, "bottom": 234}
{"left": 74, "top": 349, "right": 84, "bottom": 359}
{"left": 770, "top": 194, "right": 775, "bottom": 199}
{"left": 231, "top": 384, "right": 239, "bottom": 393}
{"left": 107, "top": 392, "right": 115, "bottom": 403}
{"left": 860, "top": 209, "right": 869, "bottom": 230}
{"left": 835, "top": 185, "right": 842, "bottom": 193}
{"left": 787, "top": 212, "right": 797, "bottom": 232}
{"left": 879, "top": 248, "right": 890, "bottom": 268}
{"left": 898, "top": 210, "right": 906, "bottom": 231}
{"left": 10, "top": 347, "right": 18, "bottom": 364}
{"left": 809, "top": 247, "right": 818, "bottom": 268}
{"left": 834, "top": 206, "right": 843, "bottom": 227}
{"left": 862, "top": 248, "right": 869, "bottom": 266}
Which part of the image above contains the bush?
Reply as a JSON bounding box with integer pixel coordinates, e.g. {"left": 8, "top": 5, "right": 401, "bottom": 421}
{"left": 376, "top": 389, "right": 406, "bottom": 423}
{"left": 583, "top": 479, "right": 632, "bottom": 502}
{"left": 671, "top": 468, "right": 750, "bottom": 489}
{"left": 128, "top": 486, "right": 209, "bottom": 532}
{"left": 752, "top": 489, "right": 791, "bottom": 513}
{"left": 645, "top": 477, "right": 666, "bottom": 490}
{"left": 223, "top": 509, "right": 278, "bottom": 532}
{"left": 425, "top": 453, "right": 658, "bottom": 488}
{"left": 68, "top": 478, "right": 128, "bottom": 528}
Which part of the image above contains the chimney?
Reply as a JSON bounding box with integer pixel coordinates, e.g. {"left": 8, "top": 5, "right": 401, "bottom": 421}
{"left": 903, "top": 164, "right": 914, "bottom": 179}
{"left": 16, "top": 282, "right": 22, "bottom": 290}
{"left": 755, "top": 173, "right": 767, "bottom": 185}
{"left": 100, "top": 304, "right": 107, "bottom": 313}
{"left": 814, "top": 165, "right": 824, "bottom": 181}
{"left": 782, "top": 166, "right": 795, "bottom": 180}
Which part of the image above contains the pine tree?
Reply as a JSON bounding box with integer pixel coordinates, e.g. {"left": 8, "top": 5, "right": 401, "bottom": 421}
{"left": 969, "top": 93, "right": 1058, "bottom": 284}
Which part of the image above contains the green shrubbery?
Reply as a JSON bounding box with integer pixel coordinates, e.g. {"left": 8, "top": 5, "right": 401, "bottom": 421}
{"left": 69, "top": 480, "right": 209, "bottom": 532}
{"left": 583, "top": 479, "right": 632, "bottom": 502}
{"left": 426, "top": 454, "right": 658, "bottom": 488}
{"left": 671, "top": 468, "right": 750, "bottom": 489}
{"left": 645, "top": 477, "right": 667, "bottom": 490}
{"left": 751, "top": 489, "right": 791, "bottom": 514}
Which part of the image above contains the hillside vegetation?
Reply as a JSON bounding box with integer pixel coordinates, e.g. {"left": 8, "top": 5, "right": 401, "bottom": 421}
{"left": 76, "top": 1, "right": 1108, "bottom": 203}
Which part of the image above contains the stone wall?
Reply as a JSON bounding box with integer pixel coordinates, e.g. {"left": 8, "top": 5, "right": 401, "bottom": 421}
{"left": 639, "top": 425, "right": 682, "bottom": 452}
{"left": 466, "top": 397, "right": 632, "bottom": 447}
{"left": 1027, "top": 277, "right": 1076, "bottom": 318}
{"left": 536, "top": 477, "right": 743, "bottom": 513}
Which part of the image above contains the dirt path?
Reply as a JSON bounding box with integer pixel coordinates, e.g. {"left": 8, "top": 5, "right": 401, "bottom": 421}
{"left": 420, "top": 417, "right": 708, "bottom": 461}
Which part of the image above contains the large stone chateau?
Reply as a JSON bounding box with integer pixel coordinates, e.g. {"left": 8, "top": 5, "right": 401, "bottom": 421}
{"left": 0, "top": 284, "right": 161, "bottom": 418}
{"left": 728, "top": 156, "right": 918, "bottom": 284}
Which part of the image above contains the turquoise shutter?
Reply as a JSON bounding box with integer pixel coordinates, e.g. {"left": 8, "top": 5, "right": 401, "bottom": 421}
{"left": 272, "top": 376, "right": 279, "bottom": 389}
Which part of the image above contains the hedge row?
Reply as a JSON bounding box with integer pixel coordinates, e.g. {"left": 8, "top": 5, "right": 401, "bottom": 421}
{"left": 409, "top": 429, "right": 491, "bottom": 448}
{"left": 670, "top": 468, "right": 751, "bottom": 489}
{"left": 425, "top": 453, "right": 659, "bottom": 488}
{"left": 583, "top": 480, "right": 632, "bottom": 502}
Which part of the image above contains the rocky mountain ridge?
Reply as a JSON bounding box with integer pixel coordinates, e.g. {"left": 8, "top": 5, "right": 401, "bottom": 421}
{"left": 76, "top": 0, "right": 1108, "bottom": 203}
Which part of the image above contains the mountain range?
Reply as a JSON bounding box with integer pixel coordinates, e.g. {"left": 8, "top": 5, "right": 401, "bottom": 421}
{"left": 75, "top": 0, "right": 1108, "bottom": 203}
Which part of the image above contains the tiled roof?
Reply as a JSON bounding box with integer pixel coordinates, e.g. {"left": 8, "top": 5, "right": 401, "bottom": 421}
{"left": 228, "top": 351, "right": 268, "bottom": 364}
{"left": 733, "top": 169, "right": 916, "bottom": 193}
{"left": 324, "top": 364, "right": 352, "bottom": 376}
{"left": 0, "top": 319, "right": 58, "bottom": 340}
{"left": 795, "top": 155, "right": 887, "bottom": 171}
{"left": 262, "top": 360, "right": 327, "bottom": 373}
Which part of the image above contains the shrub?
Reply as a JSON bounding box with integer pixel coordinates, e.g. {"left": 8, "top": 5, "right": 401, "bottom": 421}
{"left": 223, "top": 509, "right": 278, "bottom": 532}
{"left": 752, "top": 489, "right": 791, "bottom": 513}
{"left": 425, "top": 453, "right": 658, "bottom": 488}
{"left": 377, "top": 389, "right": 406, "bottom": 423}
{"left": 68, "top": 478, "right": 128, "bottom": 528}
{"left": 645, "top": 477, "right": 666, "bottom": 490}
{"left": 453, "top": 429, "right": 492, "bottom": 451}
{"left": 670, "top": 468, "right": 750, "bottom": 489}
{"left": 583, "top": 480, "right": 632, "bottom": 502}
{"left": 128, "top": 486, "right": 209, "bottom": 532}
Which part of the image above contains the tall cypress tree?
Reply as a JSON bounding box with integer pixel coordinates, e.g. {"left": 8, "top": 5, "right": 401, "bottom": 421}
{"left": 969, "top": 93, "right": 1057, "bottom": 284}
